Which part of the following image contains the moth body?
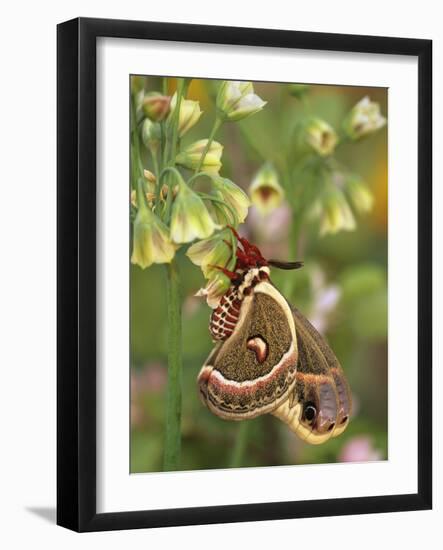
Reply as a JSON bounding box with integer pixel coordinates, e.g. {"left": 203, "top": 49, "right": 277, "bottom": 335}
{"left": 209, "top": 266, "right": 270, "bottom": 341}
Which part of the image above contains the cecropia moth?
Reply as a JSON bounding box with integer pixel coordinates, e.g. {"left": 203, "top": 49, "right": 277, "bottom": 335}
{"left": 197, "top": 228, "right": 352, "bottom": 445}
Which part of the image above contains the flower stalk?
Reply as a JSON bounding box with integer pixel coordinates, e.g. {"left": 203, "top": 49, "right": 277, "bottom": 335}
{"left": 194, "top": 117, "right": 222, "bottom": 174}
{"left": 163, "top": 258, "right": 183, "bottom": 471}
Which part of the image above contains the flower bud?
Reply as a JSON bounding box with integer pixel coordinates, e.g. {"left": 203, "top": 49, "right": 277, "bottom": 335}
{"left": 131, "top": 189, "right": 155, "bottom": 209}
{"left": 248, "top": 163, "right": 285, "bottom": 216}
{"left": 176, "top": 139, "right": 223, "bottom": 174}
{"left": 170, "top": 179, "right": 218, "bottom": 243}
{"left": 288, "top": 83, "right": 310, "bottom": 99}
{"left": 320, "top": 187, "right": 356, "bottom": 236}
{"left": 141, "top": 119, "right": 161, "bottom": 152}
{"left": 216, "top": 81, "right": 266, "bottom": 122}
{"left": 142, "top": 92, "right": 171, "bottom": 122}
{"left": 304, "top": 117, "right": 338, "bottom": 157}
{"left": 131, "top": 203, "right": 176, "bottom": 269}
{"left": 143, "top": 169, "right": 157, "bottom": 185}
{"left": 345, "top": 175, "right": 374, "bottom": 213}
{"left": 211, "top": 177, "right": 250, "bottom": 224}
{"left": 169, "top": 93, "right": 202, "bottom": 137}
{"left": 343, "top": 96, "right": 386, "bottom": 140}
{"left": 186, "top": 228, "right": 234, "bottom": 279}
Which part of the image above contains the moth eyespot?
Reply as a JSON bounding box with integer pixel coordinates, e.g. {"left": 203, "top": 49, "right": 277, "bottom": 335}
{"left": 327, "top": 422, "right": 335, "bottom": 432}
{"left": 340, "top": 415, "right": 348, "bottom": 424}
{"left": 246, "top": 336, "right": 268, "bottom": 364}
{"left": 303, "top": 403, "right": 317, "bottom": 423}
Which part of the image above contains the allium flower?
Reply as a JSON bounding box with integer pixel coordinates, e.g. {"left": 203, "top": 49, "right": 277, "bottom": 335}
{"left": 212, "top": 177, "right": 250, "bottom": 223}
{"left": 176, "top": 139, "right": 223, "bottom": 174}
{"left": 216, "top": 81, "right": 266, "bottom": 122}
{"left": 169, "top": 93, "right": 202, "bottom": 137}
{"left": 131, "top": 201, "right": 176, "bottom": 269}
{"left": 195, "top": 272, "right": 231, "bottom": 309}
{"left": 141, "top": 119, "right": 161, "bottom": 152}
{"left": 248, "top": 163, "right": 285, "bottom": 216}
{"left": 343, "top": 96, "right": 386, "bottom": 141}
{"left": 170, "top": 179, "right": 217, "bottom": 243}
{"left": 339, "top": 436, "right": 383, "bottom": 462}
{"left": 142, "top": 92, "right": 171, "bottom": 122}
{"left": 186, "top": 228, "right": 234, "bottom": 278}
{"left": 345, "top": 175, "right": 374, "bottom": 213}
{"left": 304, "top": 118, "right": 338, "bottom": 157}
{"left": 320, "top": 187, "right": 356, "bottom": 236}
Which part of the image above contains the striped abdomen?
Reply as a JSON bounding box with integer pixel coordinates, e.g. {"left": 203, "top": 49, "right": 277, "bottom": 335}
{"left": 209, "top": 288, "right": 242, "bottom": 341}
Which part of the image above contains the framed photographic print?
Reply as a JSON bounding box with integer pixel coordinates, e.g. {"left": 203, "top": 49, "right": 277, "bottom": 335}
{"left": 57, "top": 17, "right": 432, "bottom": 532}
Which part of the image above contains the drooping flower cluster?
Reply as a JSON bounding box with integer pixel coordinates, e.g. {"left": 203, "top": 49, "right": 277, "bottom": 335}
{"left": 130, "top": 77, "right": 264, "bottom": 296}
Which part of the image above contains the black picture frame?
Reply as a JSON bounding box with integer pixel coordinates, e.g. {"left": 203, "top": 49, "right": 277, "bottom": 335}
{"left": 57, "top": 17, "right": 432, "bottom": 532}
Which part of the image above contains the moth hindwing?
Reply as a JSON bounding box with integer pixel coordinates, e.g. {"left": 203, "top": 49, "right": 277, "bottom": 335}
{"left": 272, "top": 306, "right": 352, "bottom": 444}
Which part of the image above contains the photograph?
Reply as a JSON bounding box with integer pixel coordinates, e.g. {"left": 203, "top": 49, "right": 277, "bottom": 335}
{"left": 129, "top": 75, "right": 388, "bottom": 473}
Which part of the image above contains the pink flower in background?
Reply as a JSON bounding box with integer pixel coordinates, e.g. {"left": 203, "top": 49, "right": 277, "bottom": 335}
{"left": 339, "top": 436, "right": 383, "bottom": 463}
{"left": 310, "top": 285, "right": 341, "bottom": 334}
{"left": 248, "top": 202, "right": 292, "bottom": 242}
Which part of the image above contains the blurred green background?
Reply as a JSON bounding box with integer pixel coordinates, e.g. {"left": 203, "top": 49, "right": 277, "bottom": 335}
{"left": 131, "top": 78, "right": 388, "bottom": 473}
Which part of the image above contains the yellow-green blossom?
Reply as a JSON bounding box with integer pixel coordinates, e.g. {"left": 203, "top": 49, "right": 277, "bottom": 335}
{"left": 345, "top": 175, "right": 374, "bottom": 213}
{"left": 169, "top": 93, "right": 202, "bottom": 137}
{"left": 305, "top": 118, "right": 338, "bottom": 157}
{"left": 195, "top": 271, "right": 231, "bottom": 309}
{"left": 248, "top": 163, "right": 285, "bottom": 216}
{"left": 212, "top": 177, "right": 250, "bottom": 224}
{"left": 176, "top": 139, "right": 223, "bottom": 174}
{"left": 216, "top": 81, "right": 266, "bottom": 122}
{"left": 320, "top": 187, "right": 356, "bottom": 236}
{"left": 343, "top": 96, "right": 386, "bottom": 140}
{"left": 131, "top": 204, "right": 176, "bottom": 269}
{"left": 186, "top": 228, "right": 234, "bottom": 278}
{"left": 170, "top": 180, "right": 217, "bottom": 243}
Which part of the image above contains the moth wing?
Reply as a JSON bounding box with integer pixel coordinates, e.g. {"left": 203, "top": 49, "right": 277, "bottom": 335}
{"left": 272, "top": 306, "right": 352, "bottom": 444}
{"left": 198, "top": 281, "right": 298, "bottom": 420}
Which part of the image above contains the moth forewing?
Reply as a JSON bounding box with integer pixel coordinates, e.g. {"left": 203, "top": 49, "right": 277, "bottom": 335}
{"left": 197, "top": 281, "right": 299, "bottom": 421}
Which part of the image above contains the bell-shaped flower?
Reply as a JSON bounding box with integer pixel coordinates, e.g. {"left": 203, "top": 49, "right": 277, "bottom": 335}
{"left": 195, "top": 272, "right": 232, "bottom": 309}
{"left": 169, "top": 93, "right": 202, "bottom": 137}
{"left": 320, "top": 187, "right": 356, "bottom": 236}
{"left": 248, "top": 163, "right": 285, "bottom": 216}
{"left": 170, "top": 178, "right": 217, "bottom": 243}
{"left": 343, "top": 96, "right": 386, "bottom": 141}
{"left": 216, "top": 81, "right": 266, "bottom": 122}
{"left": 304, "top": 118, "right": 338, "bottom": 157}
{"left": 131, "top": 192, "right": 176, "bottom": 269}
{"left": 345, "top": 175, "right": 374, "bottom": 213}
{"left": 176, "top": 139, "right": 223, "bottom": 174}
{"left": 212, "top": 177, "right": 250, "bottom": 224}
{"left": 142, "top": 92, "right": 171, "bottom": 122}
{"left": 186, "top": 228, "right": 234, "bottom": 279}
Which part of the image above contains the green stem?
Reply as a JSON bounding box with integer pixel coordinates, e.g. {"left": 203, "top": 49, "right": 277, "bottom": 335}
{"left": 167, "top": 79, "right": 186, "bottom": 166}
{"left": 229, "top": 421, "right": 250, "bottom": 468}
{"left": 195, "top": 117, "right": 222, "bottom": 174}
{"left": 197, "top": 192, "right": 239, "bottom": 227}
{"left": 163, "top": 259, "right": 183, "bottom": 471}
